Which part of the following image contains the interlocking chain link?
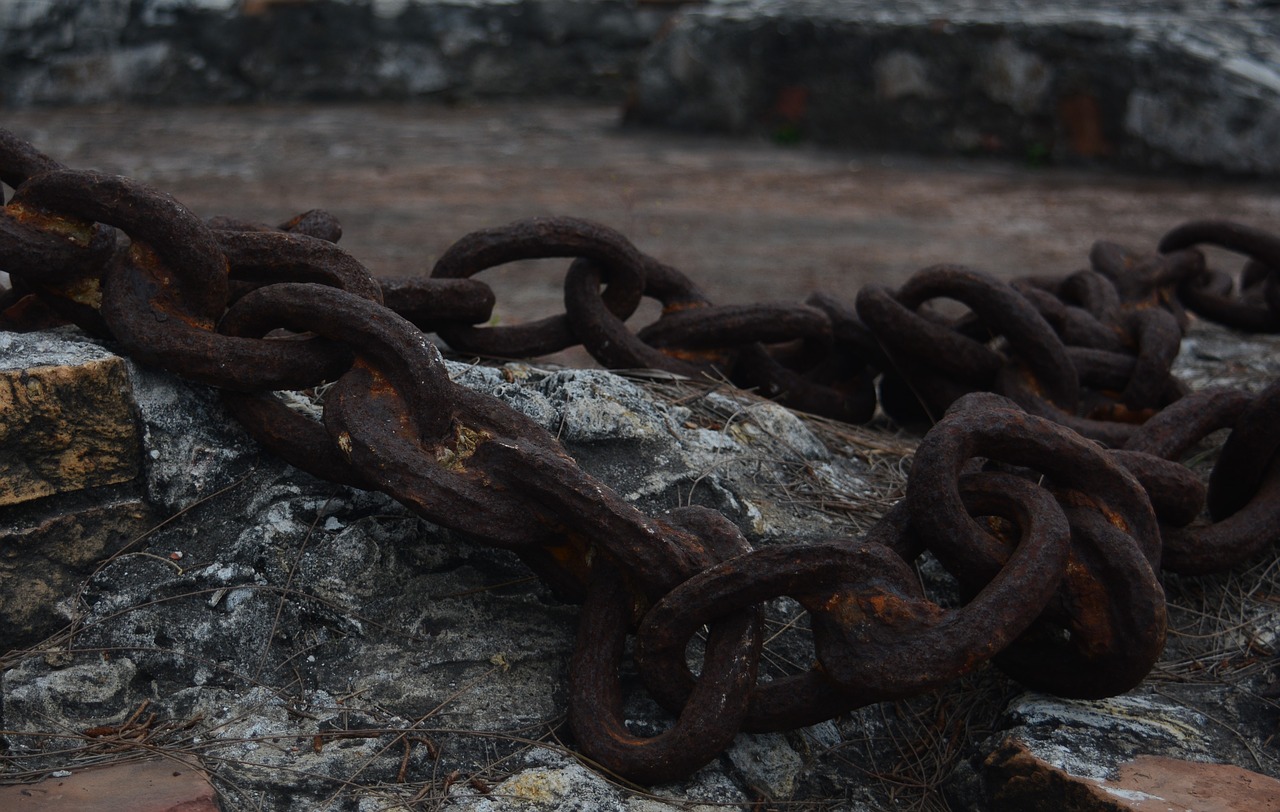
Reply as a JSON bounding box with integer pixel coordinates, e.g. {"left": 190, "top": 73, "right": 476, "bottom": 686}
{"left": 3, "top": 129, "right": 1279, "bottom": 783}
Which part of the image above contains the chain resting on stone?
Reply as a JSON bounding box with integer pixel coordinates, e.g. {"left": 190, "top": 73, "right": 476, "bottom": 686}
{"left": 2, "top": 129, "right": 1279, "bottom": 783}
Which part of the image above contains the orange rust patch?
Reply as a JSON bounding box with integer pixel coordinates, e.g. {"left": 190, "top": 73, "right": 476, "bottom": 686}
{"left": 662, "top": 346, "right": 727, "bottom": 364}
{"left": 1099, "top": 505, "right": 1130, "bottom": 532}
{"left": 773, "top": 85, "right": 810, "bottom": 122}
{"left": 1010, "top": 365, "right": 1047, "bottom": 398}
{"left": 1057, "top": 93, "right": 1113, "bottom": 158}
{"left": 359, "top": 363, "right": 398, "bottom": 396}
{"left": 5, "top": 202, "right": 96, "bottom": 246}
{"left": 858, "top": 591, "right": 938, "bottom": 626}
{"left": 1055, "top": 489, "right": 1099, "bottom": 510}
{"left": 128, "top": 240, "right": 168, "bottom": 273}
{"left": 542, "top": 532, "right": 594, "bottom": 586}
{"left": 662, "top": 301, "right": 707, "bottom": 315}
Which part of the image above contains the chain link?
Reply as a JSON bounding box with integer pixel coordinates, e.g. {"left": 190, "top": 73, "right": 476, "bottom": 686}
{"left": 3, "top": 130, "right": 1280, "bottom": 783}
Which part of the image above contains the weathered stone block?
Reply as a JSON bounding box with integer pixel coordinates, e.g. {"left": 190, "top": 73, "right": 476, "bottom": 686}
{"left": 627, "top": 0, "right": 1280, "bottom": 175}
{"left": 974, "top": 691, "right": 1280, "bottom": 811}
{"left": 983, "top": 739, "right": 1280, "bottom": 811}
{"left": 0, "top": 332, "right": 141, "bottom": 507}
{"left": 0, "top": 331, "right": 152, "bottom": 651}
{"left": 1, "top": 499, "right": 157, "bottom": 652}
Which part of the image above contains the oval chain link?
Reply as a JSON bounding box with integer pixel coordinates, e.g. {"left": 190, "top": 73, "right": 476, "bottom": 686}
{"left": 3, "top": 130, "right": 1280, "bottom": 782}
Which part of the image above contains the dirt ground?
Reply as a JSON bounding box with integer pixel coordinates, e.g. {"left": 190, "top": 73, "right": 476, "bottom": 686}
{"left": 6, "top": 101, "right": 1280, "bottom": 351}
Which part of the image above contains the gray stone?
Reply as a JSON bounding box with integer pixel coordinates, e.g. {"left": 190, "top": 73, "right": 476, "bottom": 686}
{"left": 726, "top": 731, "right": 804, "bottom": 800}
{"left": 441, "top": 755, "right": 750, "bottom": 810}
{"left": 5, "top": 325, "right": 1280, "bottom": 811}
{"left": 4, "top": 656, "right": 140, "bottom": 728}
{"left": 1002, "top": 691, "right": 1227, "bottom": 771}
{"left": 0, "top": 0, "right": 677, "bottom": 106}
{"left": 875, "top": 49, "right": 940, "bottom": 101}
{"left": 1174, "top": 319, "right": 1280, "bottom": 393}
{"left": 626, "top": 0, "right": 1280, "bottom": 175}
{"left": 0, "top": 328, "right": 891, "bottom": 810}
{"left": 123, "top": 357, "right": 259, "bottom": 513}
{"left": 966, "top": 690, "right": 1280, "bottom": 810}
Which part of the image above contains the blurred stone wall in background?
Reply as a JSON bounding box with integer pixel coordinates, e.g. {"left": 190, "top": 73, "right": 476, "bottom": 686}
{"left": 0, "top": 0, "right": 675, "bottom": 105}
{"left": 1, "top": 0, "right": 1278, "bottom": 174}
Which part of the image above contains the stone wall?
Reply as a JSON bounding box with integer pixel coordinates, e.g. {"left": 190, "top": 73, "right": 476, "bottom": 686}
{"left": 0, "top": 0, "right": 674, "bottom": 105}
{"left": 626, "top": 0, "right": 1280, "bottom": 175}
{"left": 1, "top": 0, "right": 1278, "bottom": 174}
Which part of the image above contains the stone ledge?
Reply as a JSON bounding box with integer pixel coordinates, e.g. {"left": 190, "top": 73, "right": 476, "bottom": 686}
{"left": 962, "top": 689, "right": 1280, "bottom": 811}
{"left": 626, "top": 0, "right": 1280, "bottom": 175}
{"left": 2, "top": 1, "right": 1276, "bottom": 174}
{"left": 984, "top": 743, "right": 1280, "bottom": 812}
{"left": 0, "top": 0, "right": 678, "bottom": 106}
{"left": 0, "top": 757, "right": 220, "bottom": 812}
{"left": 0, "top": 332, "right": 141, "bottom": 507}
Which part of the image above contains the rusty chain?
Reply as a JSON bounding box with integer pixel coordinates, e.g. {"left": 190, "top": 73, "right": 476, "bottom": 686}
{"left": 3, "top": 129, "right": 1280, "bottom": 783}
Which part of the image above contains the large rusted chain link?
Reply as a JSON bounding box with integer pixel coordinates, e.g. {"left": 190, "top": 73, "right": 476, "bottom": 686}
{"left": 4, "top": 129, "right": 1280, "bottom": 783}
{"left": 635, "top": 460, "right": 1072, "bottom": 733}
{"left": 429, "top": 216, "right": 648, "bottom": 358}
{"left": 904, "top": 393, "right": 1165, "bottom": 698}
{"left": 1160, "top": 220, "right": 1280, "bottom": 332}
{"left": 0, "top": 144, "right": 118, "bottom": 333}
{"left": 1123, "top": 383, "right": 1280, "bottom": 573}
{"left": 569, "top": 507, "right": 762, "bottom": 784}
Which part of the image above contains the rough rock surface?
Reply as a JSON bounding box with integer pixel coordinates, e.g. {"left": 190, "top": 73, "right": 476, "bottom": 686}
{"left": 0, "top": 331, "right": 140, "bottom": 506}
{"left": 0, "top": 330, "right": 156, "bottom": 653}
{"left": 0, "top": 0, "right": 676, "bottom": 106}
{"left": 627, "top": 0, "right": 1280, "bottom": 175}
{"left": 0, "top": 328, "right": 899, "bottom": 810}
{"left": 973, "top": 692, "right": 1280, "bottom": 810}
{"left": 2, "top": 1, "right": 1278, "bottom": 175}
{"left": 4, "top": 324, "right": 1280, "bottom": 810}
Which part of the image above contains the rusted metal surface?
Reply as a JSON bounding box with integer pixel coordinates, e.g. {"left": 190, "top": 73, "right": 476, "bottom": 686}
{"left": 570, "top": 508, "right": 760, "bottom": 783}
{"left": 430, "top": 216, "right": 646, "bottom": 358}
{"left": 564, "top": 255, "right": 715, "bottom": 375}
{"left": 1160, "top": 220, "right": 1280, "bottom": 332}
{"left": 4, "top": 129, "right": 1280, "bottom": 783}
